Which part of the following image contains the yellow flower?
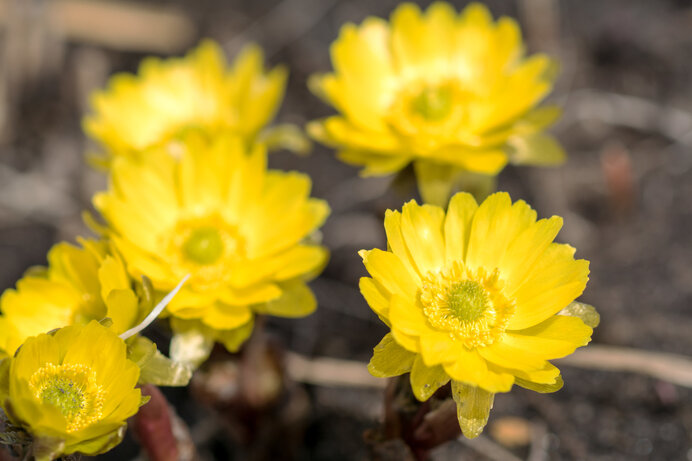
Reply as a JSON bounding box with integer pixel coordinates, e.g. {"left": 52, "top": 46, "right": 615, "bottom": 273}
{"left": 92, "top": 133, "right": 329, "bottom": 360}
{"left": 308, "top": 2, "right": 564, "bottom": 205}
{"left": 0, "top": 321, "right": 143, "bottom": 460}
{"left": 0, "top": 239, "right": 139, "bottom": 357}
{"left": 360, "top": 192, "right": 596, "bottom": 437}
{"left": 84, "top": 40, "right": 299, "bottom": 162}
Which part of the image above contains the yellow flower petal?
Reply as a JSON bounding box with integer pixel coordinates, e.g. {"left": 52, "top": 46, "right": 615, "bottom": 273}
{"left": 400, "top": 201, "right": 445, "bottom": 275}
{"left": 359, "top": 249, "right": 419, "bottom": 299}
{"left": 509, "top": 244, "right": 589, "bottom": 330}
{"left": 359, "top": 277, "right": 390, "bottom": 321}
{"left": 444, "top": 191, "right": 478, "bottom": 264}
{"left": 466, "top": 192, "right": 536, "bottom": 271}
{"left": 478, "top": 341, "right": 548, "bottom": 372}
{"left": 389, "top": 294, "right": 433, "bottom": 339}
{"left": 506, "top": 315, "right": 593, "bottom": 359}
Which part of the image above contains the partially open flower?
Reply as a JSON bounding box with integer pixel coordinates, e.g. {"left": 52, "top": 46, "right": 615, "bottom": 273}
{"left": 0, "top": 239, "right": 139, "bottom": 357}
{"left": 93, "top": 133, "right": 329, "bottom": 364}
{"left": 361, "top": 192, "right": 597, "bottom": 437}
{"left": 309, "top": 2, "right": 564, "bottom": 205}
{"left": 0, "top": 321, "right": 144, "bottom": 460}
{"left": 84, "top": 40, "right": 299, "bottom": 163}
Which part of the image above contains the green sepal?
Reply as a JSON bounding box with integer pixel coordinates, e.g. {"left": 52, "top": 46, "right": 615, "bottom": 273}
{"left": 558, "top": 301, "right": 600, "bottom": 328}
{"left": 169, "top": 321, "right": 215, "bottom": 370}
{"left": 508, "top": 132, "right": 566, "bottom": 166}
{"left": 32, "top": 436, "right": 65, "bottom": 461}
{"left": 409, "top": 356, "right": 450, "bottom": 401}
{"left": 0, "top": 358, "right": 9, "bottom": 402}
{"left": 451, "top": 381, "right": 495, "bottom": 439}
{"left": 98, "top": 317, "right": 114, "bottom": 328}
{"left": 63, "top": 423, "right": 127, "bottom": 457}
{"left": 254, "top": 281, "right": 316, "bottom": 318}
{"left": 217, "top": 319, "right": 254, "bottom": 353}
{"left": 367, "top": 333, "right": 416, "bottom": 378}
{"left": 127, "top": 336, "right": 191, "bottom": 386}
{"left": 415, "top": 160, "right": 496, "bottom": 207}
{"left": 259, "top": 123, "right": 312, "bottom": 155}
{"left": 514, "top": 375, "right": 564, "bottom": 393}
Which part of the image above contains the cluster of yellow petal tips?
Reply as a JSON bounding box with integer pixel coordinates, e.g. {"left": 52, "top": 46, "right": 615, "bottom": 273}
{"left": 308, "top": 2, "right": 564, "bottom": 205}
{"left": 0, "top": 1, "right": 600, "bottom": 458}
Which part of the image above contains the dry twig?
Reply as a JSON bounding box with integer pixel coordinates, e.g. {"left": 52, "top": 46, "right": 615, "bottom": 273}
{"left": 285, "top": 351, "right": 385, "bottom": 389}
{"left": 557, "top": 345, "right": 692, "bottom": 388}
{"left": 0, "top": 0, "right": 195, "bottom": 53}
{"left": 562, "top": 89, "right": 692, "bottom": 148}
{"left": 285, "top": 344, "right": 692, "bottom": 390}
{"left": 457, "top": 435, "right": 523, "bottom": 461}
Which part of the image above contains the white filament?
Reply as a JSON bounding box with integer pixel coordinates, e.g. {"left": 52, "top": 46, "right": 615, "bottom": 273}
{"left": 119, "top": 275, "right": 190, "bottom": 340}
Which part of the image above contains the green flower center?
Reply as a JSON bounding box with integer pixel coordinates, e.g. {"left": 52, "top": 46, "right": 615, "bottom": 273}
{"left": 183, "top": 227, "right": 224, "bottom": 265}
{"left": 29, "top": 363, "right": 105, "bottom": 432}
{"left": 410, "top": 85, "right": 453, "bottom": 121}
{"left": 446, "top": 280, "right": 490, "bottom": 322}
{"left": 419, "top": 262, "right": 515, "bottom": 349}
{"left": 40, "top": 376, "right": 85, "bottom": 419}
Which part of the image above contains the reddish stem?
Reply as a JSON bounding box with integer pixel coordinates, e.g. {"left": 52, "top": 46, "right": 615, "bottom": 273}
{"left": 132, "top": 384, "right": 179, "bottom": 461}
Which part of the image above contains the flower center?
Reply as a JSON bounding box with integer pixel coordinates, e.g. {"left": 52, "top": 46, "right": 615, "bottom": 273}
{"left": 29, "top": 363, "right": 105, "bottom": 433}
{"left": 183, "top": 227, "right": 224, "bottom": 265}
{"left": 410, "top": 85, "right": 453, "bottom": 121}
{"left": 420, "top": 261, "right": 514, "bottom": 349}
{"left": 387, "top": 79, "right": 469, "bottom": 143}
{"left": 446, "top": 280, "right": 490, "bottom": 322}
{"left": 167, "top": 215, "right": 246, "bottom": 290}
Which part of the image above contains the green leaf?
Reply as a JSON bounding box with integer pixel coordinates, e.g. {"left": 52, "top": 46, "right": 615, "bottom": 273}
{"left": 367, "top": 333, "right": 416, "bottom": 378}
{"left": 128, "top": 336, "right": 191, "bottom": 386}
{"left": 451, "top": 381, "right": 495, "bottom": 439}
{"left": 409, "top": 356, "right": 449, "bottom": 401}
{"left": 558, "top": 301, "right": 600, "bottom": 328}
